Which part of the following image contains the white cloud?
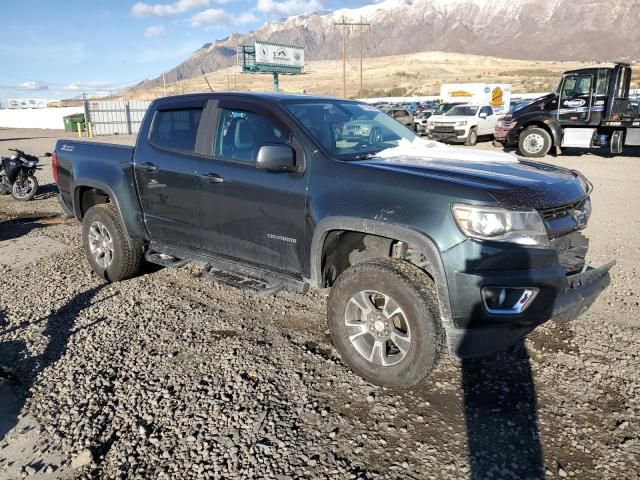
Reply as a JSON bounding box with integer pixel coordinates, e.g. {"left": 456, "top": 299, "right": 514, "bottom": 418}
{"left": 256, "top": 0, "right": 324, "bottom": 16}
{"left": 144, "top": 25, "right": 166, "bottom": 37}
{"left": 132, "top": 0, "right": 210, "bottom": 17}
{"left": 17, "top": 81, "right": 49, "bottom": 91}
{"left": 63, "top": 81, "right": 113, "bottom": 91}
{"left": 190, "top": 8, "right": 257, "bottom": 27}
{"left": 236, "top": 11, "right": 258, "bottom": 24}
{"left": 191, "top": 8, "right": 227, "bottom": 26}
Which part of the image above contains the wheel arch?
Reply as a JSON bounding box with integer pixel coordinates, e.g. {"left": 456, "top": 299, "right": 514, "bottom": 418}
{"left": 310, "top": 216, "right": 454, "bottom": 330}
{"left": 73, "top": 182, "right": 133, "bottom": 244}
{"left": 520, "top": 119, "right": 562, "bottom": 146}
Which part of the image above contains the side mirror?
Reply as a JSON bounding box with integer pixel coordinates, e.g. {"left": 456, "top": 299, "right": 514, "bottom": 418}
{"left": 256, "top": 144, "right": 296, "bottom": 172}
{"left": 479, "top": 112, "right": 488, "bottom": 119}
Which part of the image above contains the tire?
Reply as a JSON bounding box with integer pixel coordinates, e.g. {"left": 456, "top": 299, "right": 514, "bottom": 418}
{"left": 11, "top": 175, "right": 38, "bottom": 201}
{"left": 327, "top": 258, "right": 443, "bottom": 388}
{"left": 518, "top": 126, "right": 552, "bottom": 158}
{"left": 82, "top": 204, "right": 143, "bottom": 282}
{"left": 465, "top": 128, "right": 478, "bottom": 146}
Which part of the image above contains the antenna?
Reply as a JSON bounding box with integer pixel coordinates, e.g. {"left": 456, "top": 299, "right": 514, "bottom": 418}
{"left": 201, "top": 68, "right": 214, "bottom": 92}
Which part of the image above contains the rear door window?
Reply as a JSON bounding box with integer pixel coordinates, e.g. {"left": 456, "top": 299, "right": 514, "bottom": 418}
{"left": 150, "top": 108, "right": 203, "bottom": 152}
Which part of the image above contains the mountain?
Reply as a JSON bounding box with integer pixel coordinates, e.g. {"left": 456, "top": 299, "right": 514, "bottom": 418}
{"left": 134, "top": 0, "right": 640, "bottom": 88}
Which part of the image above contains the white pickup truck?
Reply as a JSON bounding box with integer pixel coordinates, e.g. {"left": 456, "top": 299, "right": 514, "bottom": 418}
{"left": 425, "top": 104, "right": 498, "bottom": 146}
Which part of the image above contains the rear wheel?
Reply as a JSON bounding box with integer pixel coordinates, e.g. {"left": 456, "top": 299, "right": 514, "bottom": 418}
{"left": 11, "top": 175, "right": 38, "bottom": 201}
{"left": 519, "top": 127, "right": 552, "bottom": 158}
{"left": 327, "top": 258, "right": 442, "bottom": 388}
{"left": 82, "top": 204, "right": 143, "bottom": 282}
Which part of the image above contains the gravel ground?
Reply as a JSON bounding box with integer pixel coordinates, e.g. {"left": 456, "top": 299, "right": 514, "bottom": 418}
{"left": 0, "top": 128, "right": 638, "bottom": 479}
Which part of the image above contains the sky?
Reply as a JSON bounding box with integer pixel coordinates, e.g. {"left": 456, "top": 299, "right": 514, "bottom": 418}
{"left": 0, "top": 0, "right": 373, "bottom": 103}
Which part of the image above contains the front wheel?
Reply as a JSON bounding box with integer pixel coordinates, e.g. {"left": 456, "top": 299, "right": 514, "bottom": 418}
{"left": 465, "top": 128, "right": 478, "bottom": 146}
{"left": 518, "top": 127, "right": 552, "bottom": 158}
{"left": 11, "top": 175, "right": 38, "bottom": 201}
{"left": 327, "top": 258, "right": 443, "bottom": 388}
{"left": 82, "top": 204, "right": 143, "bottom": 282}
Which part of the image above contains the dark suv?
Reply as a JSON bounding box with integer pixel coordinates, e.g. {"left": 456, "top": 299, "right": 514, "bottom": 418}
{"left": 53, "top": 93, "right": 613, "bottom": 387}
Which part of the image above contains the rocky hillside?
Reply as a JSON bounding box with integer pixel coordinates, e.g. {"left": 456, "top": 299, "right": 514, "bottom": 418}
{"left": 134, "top": 0, "right": 640, "bottom": 88}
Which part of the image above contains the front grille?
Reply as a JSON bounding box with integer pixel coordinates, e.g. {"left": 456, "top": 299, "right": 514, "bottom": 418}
{"left": 433, "top": 125, "right": 456, "bottom": 133}
{"left": 539, "top": 200, "right": 583, "bottom": 220}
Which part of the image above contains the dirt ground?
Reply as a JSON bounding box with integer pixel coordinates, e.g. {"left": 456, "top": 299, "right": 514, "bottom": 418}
{"left": 0, "top": 128, "right": 638, "bottom": 479}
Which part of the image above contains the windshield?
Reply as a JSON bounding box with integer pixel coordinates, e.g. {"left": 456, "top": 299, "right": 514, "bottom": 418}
{"left": 445, "top": 105, "right": 478, "bottom": 117}
{"left": 283, "top": 100, "right": 417, "bottom": 160}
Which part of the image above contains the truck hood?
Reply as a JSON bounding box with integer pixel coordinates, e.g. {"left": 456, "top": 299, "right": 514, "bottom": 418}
{"left": 360, "top": 139, "right": 589, "bottom": 209}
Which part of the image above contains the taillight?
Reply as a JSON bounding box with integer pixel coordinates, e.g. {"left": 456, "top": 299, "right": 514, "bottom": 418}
{"left": 52, "top": 151, "right": 59, "bottom": 184}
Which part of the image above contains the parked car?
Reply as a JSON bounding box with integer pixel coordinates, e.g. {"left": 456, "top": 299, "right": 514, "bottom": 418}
{"left": 381, "top": 107, "right": 416, "bottom": 131}
{"left": 426, "top": 104, "right": 499, "bottom": 145}
{"left": 413, "top": 111, "right": 433, "bottom": 135}
{"left": 53, "top": 92, "right": 613, "bottom": 388}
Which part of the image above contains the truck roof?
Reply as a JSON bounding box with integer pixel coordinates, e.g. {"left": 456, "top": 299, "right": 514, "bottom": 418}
{"left": 152, "top": 92, "right": 345, "bottom": 105}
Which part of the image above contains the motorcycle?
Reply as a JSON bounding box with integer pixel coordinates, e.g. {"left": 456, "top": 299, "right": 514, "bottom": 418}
{"left": 0, "top": 148, "right": 50, "bottom": 201}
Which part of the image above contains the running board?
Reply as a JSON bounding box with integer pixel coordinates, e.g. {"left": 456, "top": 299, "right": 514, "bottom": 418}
{"left": 145, "top": 250, "right": 190, "bottom": 269}
{"left": 147, "top": 242, "right": 308, "bottom": 295}
{"left": 202, "top": 264, "right": 285, "bottom": 296}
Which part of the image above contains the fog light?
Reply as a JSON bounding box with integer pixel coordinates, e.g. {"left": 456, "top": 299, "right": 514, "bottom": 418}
{"left": 482, "top": 287, "right": 539, "bottom": 315}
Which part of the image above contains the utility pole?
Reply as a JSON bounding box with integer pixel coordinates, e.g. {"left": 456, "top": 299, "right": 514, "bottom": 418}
{"left": 334, "top": 16, "right": 370, "bottom": 98}
{"left": 162, "top": 72, "right": 167, "bottom": 96}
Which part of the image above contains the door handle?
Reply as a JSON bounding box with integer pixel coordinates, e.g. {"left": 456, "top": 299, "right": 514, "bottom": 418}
{"left": 141, "top": 162, "right": 158, "bottom": 173}
{"left": 202, "top": 173, "right": 224, "bottom": 184}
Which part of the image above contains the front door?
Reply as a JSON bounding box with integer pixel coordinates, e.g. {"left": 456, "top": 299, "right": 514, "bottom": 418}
{"left": 196, "top": 102, "right": 308, "bottom": 275}
{"left": 478, "top": 106, "right": 495, "bottom": 135}
{"left": 134, "top": 102, "right": 205, "bottom": 249}
{"left": 558, "top": 74, "right": 594, "bottom": 125}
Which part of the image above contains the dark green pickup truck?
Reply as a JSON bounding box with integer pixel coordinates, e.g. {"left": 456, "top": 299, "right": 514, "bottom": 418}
{"left": 53, "top": 93, "right": 613, "bottom": 387}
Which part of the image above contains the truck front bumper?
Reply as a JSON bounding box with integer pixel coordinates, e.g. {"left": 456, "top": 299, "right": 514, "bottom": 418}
{"left": 428, "top": 128, "right": 468, "bottom": 142}
{"left": 446, "top": 260, "right": 614, "bottom": 357}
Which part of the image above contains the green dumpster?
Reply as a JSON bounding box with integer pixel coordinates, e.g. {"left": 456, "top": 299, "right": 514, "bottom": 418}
{"left": 63, "top": 113, "right": 85, "bottom": 132}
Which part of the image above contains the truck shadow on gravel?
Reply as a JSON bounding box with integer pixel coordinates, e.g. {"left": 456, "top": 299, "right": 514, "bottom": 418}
{"left": 0, "top": 214, "right": 64, "bottom": 242}
{"left": 461, "top": 342, "right": 544, "bottom": 479}
{"left": 0, "top": 285, "right": 107, "bottom": 443}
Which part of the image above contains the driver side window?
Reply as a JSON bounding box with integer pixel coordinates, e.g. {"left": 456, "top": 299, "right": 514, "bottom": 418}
{"left": 562, "top": 75, "right": 592, "bottom": 99}
{"left": 213, "top": 109, "right": 287, "bottom": 163}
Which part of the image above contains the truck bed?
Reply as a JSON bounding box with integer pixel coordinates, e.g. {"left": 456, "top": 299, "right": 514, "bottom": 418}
{"left": 55, "top": 140, "right": 135, "bottom": 215}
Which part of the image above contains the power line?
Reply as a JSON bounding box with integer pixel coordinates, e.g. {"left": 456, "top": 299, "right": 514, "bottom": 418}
{"left": 334, "top": 16, "right": 370, "bottom": 98}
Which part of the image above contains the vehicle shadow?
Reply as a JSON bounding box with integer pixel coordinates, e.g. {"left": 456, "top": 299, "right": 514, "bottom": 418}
{"left": 461, "top": 343, "right": 543, "bottom": 479}
{"left": 0, "top": 285, "right": 107, "bottom": 441}
{"left": 457, "top": 251, "right": 546, "bottom": 479}
{"left": 0, "top": 215, "right": 59, "bottom": 242}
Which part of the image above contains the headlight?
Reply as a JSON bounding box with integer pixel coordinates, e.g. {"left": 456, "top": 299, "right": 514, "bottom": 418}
{"left": 456, "top": 120, "right": 468, "bottom": 126}
{"left": 452, "top": 204, "right": 549, "bottom": 246}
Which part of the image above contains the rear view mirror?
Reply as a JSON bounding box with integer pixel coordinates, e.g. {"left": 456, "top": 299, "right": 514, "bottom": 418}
{"left": 256, "top": 145, "right": 296, "bottom": 172}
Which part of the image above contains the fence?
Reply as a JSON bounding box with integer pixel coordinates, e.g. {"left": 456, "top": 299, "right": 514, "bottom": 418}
{"left": 85, "top": 100, "right": 151, "bottom": 136}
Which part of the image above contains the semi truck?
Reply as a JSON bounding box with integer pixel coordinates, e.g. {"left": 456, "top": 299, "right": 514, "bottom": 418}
{"left": 505, "top": 63, "right": 640, "bottom": 157}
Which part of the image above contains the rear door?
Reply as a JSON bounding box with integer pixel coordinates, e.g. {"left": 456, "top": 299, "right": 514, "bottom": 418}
{"left": 195, "top": 99, "right": 308, "bottom": 275}
{"left": 134, "top": 99, "right": 206, "bottom": 249}
{"left": 558, "top": 74, "right": 594, "bottom": 124}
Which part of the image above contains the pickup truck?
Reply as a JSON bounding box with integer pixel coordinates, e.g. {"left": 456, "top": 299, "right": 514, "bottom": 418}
{"left": 53, "top": 93, "right": 614, "bottom": 388}
{"left": 425, "top": 104, "right": 499, "bottom": 146}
